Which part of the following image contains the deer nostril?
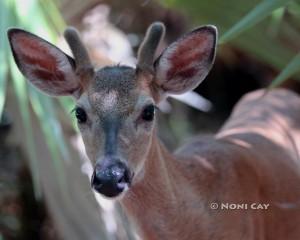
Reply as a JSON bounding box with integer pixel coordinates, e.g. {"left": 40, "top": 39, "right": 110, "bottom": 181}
{"left": 117, "top": 174, "right": 126, "bottom": 184}
{"left": 91, "top": 171, "right": 102, "bottom": 188}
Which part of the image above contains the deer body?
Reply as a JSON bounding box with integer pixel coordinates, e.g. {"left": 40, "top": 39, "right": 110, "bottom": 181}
{"left": 8, "top": 22, "right": 300, "bottom": 239}
{"left": 121, "top": 89, "right": 300, "bottom": 240}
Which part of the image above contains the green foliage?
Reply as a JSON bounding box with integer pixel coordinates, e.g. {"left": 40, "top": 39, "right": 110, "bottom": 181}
{"left": 0, "top": 0, "right": 10, "bottom": 119}
{"left": 164, "top": 0, "right": 300, "bottom": 83}
{"left": 270, "top": 53, "right": 300, "bottom": 88}
{"left": 220, "top": 0, "right": 291, "bottom": 43}
{"left": 9, "top": 54, "right": 41, "bottom": 197}
{"left": 0, "top": 0, "right": 71, "bottom": 198}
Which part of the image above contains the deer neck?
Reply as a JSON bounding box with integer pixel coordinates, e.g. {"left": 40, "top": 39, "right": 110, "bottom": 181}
{"left": 120, "top": 132, "right": 211, "bottom": 239}
{"left": 122, "top": 132, "right": 179, "bottom": 205}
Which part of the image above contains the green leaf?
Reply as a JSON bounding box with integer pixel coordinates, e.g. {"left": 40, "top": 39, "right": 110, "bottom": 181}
{"left": 9, "top": 55, "right": 42, "bottom": 199}
{"left": 59, "top": 97, "right": 78, "bottom": 130}
{"left": 268, "top": 7, "right": 285, "bottom": 37}
{"left": 29, "top": 89, "right": 68, "bottom": 191}
{"left": 5, "top": 0, "right": 73, "bottom": 198}
{"left": 5, "top": 0, "right": 42, "bottom": 199}
{"left": 220, "top": 0, "right": 291, "bottom": 43}
{"left": 269, "top": 53, "right": 300, "bottom": 88}
{"left": 37, "top": 0, "right": 66, "bottom": 33}
{"left": 0, "top": 58, "right": 8, "bottom": 119}
{"left": 0, "top": 0, "right": 10, "bottom": 118}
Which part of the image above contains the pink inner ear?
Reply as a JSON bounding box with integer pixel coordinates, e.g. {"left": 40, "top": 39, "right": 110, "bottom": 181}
{"left": 13, "top": 34, "right": 66, "bottom": 82}
{"left": 166, "top": 33, "right": 213, "bottom": 81}
{"left": 9, "top": 30, "right": 81, "bottom": 96}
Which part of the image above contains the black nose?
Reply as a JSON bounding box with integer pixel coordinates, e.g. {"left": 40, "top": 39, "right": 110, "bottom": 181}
{"left": 91, "top": 161, "right": 131, "bottom": 197}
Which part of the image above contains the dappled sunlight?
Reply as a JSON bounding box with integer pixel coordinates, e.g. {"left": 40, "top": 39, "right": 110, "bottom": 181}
{"left": 192, "top": 154, "right": 216, "bottom": 172}
{"left": 217, "top": 89, "right": 300, "bottom": 166}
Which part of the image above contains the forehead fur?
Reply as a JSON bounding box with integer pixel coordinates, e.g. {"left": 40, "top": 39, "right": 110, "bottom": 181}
{"left": 87, "top": 66, "right": 138, "bottom": 114}
{"left": 93, "top": 66, "right": 136, "bottom": 92}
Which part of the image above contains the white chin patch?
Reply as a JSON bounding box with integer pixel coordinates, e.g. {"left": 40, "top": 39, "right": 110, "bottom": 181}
{"left": 114, "top": 183, "right": 129, "bottom": 200}
{"left": 117, "top": 182, "right": 128, "bottom": 189}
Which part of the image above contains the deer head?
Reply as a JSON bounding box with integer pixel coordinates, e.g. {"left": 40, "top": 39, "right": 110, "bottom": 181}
{"left": 8, "top": 22, "right": 217, "bottom": 198}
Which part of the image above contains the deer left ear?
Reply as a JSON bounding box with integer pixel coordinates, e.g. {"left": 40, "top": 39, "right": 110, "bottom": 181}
{"left": 153, "top": 25, "right": 217, "bottom": 96}
{"left": 8, "top": 28, "right": 81, "bottom": 97}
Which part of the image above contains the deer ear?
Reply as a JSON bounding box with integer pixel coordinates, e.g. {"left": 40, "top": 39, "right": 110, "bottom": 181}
{"left": 153, "top": 25, "right": 217, "bottom": 95}
{"left": 8, "top": 28, "right": 81, "bottom": 98}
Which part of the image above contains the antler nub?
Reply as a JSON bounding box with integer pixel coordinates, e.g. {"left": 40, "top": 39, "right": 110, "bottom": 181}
{"left": 137, "top": 22, "right": 165, "bottom": 73}
{"left": 64, "top": 27, "right": 94, "bottom": 78}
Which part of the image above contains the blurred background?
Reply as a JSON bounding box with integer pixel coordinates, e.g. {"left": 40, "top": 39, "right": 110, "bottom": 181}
{"left": 1, "top": 0, "right": 300, "bottom": 239}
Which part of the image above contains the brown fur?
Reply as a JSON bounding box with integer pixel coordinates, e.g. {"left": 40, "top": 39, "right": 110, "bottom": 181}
{"left": 122, "top": 88, "right": 300, "bottom": 239}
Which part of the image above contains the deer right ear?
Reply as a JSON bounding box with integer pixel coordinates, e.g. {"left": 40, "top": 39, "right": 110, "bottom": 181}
{"left": 153, "top": 25, "right": 217, "bottom": 96}
{"left": 8, "top": 28, "right": 82, "bottom": 98}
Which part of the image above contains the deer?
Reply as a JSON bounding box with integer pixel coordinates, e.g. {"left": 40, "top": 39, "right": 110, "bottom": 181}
{"left": 8, "top": 22, "right": 300, "bottom": 240}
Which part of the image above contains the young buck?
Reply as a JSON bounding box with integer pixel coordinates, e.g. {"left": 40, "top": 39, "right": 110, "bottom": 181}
{"left": 8, "top": 22, "right": 300, "bottom": 239}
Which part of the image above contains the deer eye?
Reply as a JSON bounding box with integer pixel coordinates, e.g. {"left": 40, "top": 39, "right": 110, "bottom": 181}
{"left": 141, "top": 104, "right": 155, "bottom": 121}
{"left": 75, "top": 107, "right": 87, "bottom": 123}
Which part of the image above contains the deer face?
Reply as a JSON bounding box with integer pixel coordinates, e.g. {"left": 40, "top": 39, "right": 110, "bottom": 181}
{"left": 76, "top": 66, "right": 156, "bottom": 197}
{"left": 8, "top": 23, "right": 217, "bottom": 198}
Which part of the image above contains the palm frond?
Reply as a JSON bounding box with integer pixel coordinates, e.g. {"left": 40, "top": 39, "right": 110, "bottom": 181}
{"left": 270, "top": 52, "right": 300, "bottom": 88}
{"left": 220, "top": 0, "right": 291, "bottom": 43}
